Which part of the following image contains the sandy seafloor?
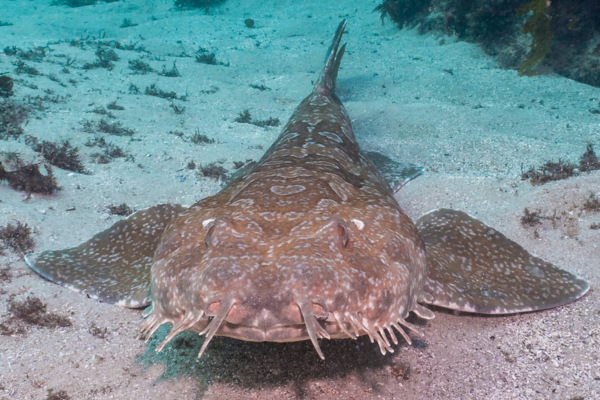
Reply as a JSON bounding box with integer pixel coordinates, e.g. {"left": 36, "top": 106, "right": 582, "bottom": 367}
{"left": 0, "top": 0, "right": 599, "bottom": 399}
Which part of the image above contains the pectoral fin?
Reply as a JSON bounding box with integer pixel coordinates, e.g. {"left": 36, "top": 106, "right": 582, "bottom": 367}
{"left": 416, "top": 209, "right": 589, "bottom": 314}
{"left": 24, "top": 204, "right": 186, "bottom": 308}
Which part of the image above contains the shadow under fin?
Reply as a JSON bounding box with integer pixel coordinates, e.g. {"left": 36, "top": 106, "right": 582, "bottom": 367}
{"left": 416, "top": 209, "right": 589, "bottom": 314}
{"left": 364, "top": 151, "right": 423, "bottom": 193}
{"left": 25, "top": 204, "right": 186, "bottom": 308}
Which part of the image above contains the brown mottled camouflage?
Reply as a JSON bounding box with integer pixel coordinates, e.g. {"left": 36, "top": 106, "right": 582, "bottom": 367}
{"left": 26, "top": 21, "right": 589, "bottom": 360}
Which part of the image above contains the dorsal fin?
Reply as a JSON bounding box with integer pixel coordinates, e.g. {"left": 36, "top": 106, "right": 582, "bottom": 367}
{"left": 314, "top": 19, "right": 347, "bottom": 94}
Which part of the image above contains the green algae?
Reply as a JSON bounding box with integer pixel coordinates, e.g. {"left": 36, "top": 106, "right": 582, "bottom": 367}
{"left": 517, "top": 0, "right": 553, "bottom": 75}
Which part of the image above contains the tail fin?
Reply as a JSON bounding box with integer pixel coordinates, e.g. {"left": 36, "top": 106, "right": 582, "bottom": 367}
{"left": 314, "top": 20, "right": 347, "bottom": 94}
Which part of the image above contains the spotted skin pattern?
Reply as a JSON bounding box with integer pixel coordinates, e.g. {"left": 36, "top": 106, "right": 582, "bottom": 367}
{"left": 417, "top": 209, "right": 589, "bottom": 314}
{"left": 25, "top": 204, "right": 185, "bottom": 307}
{"left": 25, "top": 20, "right": 589, "bottom": 360}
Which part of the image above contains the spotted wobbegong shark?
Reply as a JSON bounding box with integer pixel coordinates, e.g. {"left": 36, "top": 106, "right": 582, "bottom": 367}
{"left": 25, "top": 20, "right": 589, "bottom": 360}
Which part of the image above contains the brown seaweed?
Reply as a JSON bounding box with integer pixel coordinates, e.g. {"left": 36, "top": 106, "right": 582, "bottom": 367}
{"left": 107, "top": 203, "right": 133, "bottom": 216}
{"left": 579, "top": 144, "right": 600, "bottom": 172}
{"left": 0, "top": 99, "right": 30, "bottom": 140}
{"left": 0, "top": 75, "right": 14, "bottom": 98}
{"left": 521, "top": 160, "right": 577, "bottom": 185}
{"left": 1, "top": 296, "right": 71, "bottom": 336}
{"left": 0, "top": 162, "right": 61, "bottom": 194}
{"left": 0, "top": 221, "right": 34, "bottom": 255}
{"left": 520, "top": 208, "right": 543, "bottom": 227}
{"left": 28, "top": 139, "right": 87, "bottom": 173}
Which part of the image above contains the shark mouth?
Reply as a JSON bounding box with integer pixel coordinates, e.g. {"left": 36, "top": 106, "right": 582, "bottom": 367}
{"left": 139, "top": 297, "right": 422, "bottom": 360}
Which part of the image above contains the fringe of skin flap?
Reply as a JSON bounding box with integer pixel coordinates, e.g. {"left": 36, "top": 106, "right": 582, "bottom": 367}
{"left": 297, "top": 300, "right": 331, "bottom": 360}
{"left": 139, "top": 301, "right": 424, "bottom": 359}
{"left": 197, "top": 298, "right": 236, "bottom": 358}
{"left": 139, "top": 299, "right": 236, "bottom": 358}
{"left": 336, "top": 312, "right": 423, "bottom": 355}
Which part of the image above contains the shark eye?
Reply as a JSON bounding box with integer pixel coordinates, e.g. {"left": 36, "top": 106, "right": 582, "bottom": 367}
{"left": 205, "top": 225, "right": 215, "bottom": 247}
{"left": 204, "top": 216, "right": 238, "bottom": 248}
{"left": 337, "top": 223, "right": 349, "bottom": 248}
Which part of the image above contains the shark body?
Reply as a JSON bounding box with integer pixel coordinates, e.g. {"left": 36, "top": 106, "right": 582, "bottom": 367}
{"left": 25, "top": 20, "right": 589, "bottom": 360}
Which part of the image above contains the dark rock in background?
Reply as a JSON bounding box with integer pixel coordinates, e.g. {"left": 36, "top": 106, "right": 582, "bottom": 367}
{"left": 376, "top": 0, "right": 600, "bottom": 88}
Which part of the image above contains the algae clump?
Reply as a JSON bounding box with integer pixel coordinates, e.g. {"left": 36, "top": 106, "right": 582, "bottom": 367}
{"left": 517, "top": 0, "right": 553, "bottom": 75}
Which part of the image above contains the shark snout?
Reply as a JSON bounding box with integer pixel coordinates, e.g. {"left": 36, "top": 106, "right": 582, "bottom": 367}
{"left": 200, "top": 291, "right": 325, "bottom": 344}
{"left": 219, "top": 292, "right": 304, "bottom": 329}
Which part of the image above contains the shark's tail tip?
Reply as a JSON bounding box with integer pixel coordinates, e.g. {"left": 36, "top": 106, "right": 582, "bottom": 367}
{"left": 314, "top": 20, "right": 347, "bottom": 94}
